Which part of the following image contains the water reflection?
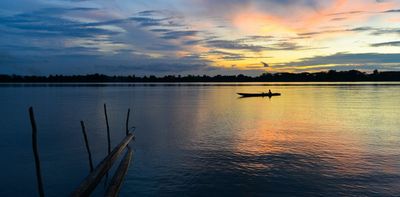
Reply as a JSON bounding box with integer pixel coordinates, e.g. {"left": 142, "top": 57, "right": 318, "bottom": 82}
{"left": 123, "top": 84, "right": 400, "bottom": 196}
{"left": 0, "top": 83, "right": 400, "bottom": 196}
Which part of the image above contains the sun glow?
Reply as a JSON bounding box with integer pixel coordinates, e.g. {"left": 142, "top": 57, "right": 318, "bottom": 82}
{"left": 232, "top": 12, "right": 296, "bottom": 36}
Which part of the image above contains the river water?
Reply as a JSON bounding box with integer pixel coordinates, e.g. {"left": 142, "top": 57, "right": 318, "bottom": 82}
{"left": 0, "top": 83, "right": 399, "bottom": 196}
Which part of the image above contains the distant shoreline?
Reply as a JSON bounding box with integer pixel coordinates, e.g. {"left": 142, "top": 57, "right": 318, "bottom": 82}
{"left": 2, "top": 70, "right": 400, "bottom": 83}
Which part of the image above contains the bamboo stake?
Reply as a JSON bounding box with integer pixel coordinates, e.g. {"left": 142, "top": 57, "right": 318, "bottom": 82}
{"left": 104, "top": 103, "right": 111, "bottom": 154}
{"left": 105, "top": 148, "right": 133, "bottom": 197}
{"left": 125, "top": 108, "right": 130, "bottom": 136}
{"left": 104, "top": 103, "right": 112, "bottom": 187}
{"left": 29, "top": 107, "right": 45, "bottom": 197}
{"left": 71, "top": 133, "right": 134, "bottom": 197}
{"left": 80, "top": 121, "right": 94, "bottom": 172}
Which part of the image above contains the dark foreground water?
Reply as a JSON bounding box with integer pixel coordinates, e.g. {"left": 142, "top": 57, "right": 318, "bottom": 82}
{"left": 0, "top": 82, "right": 400, "bottom": 196}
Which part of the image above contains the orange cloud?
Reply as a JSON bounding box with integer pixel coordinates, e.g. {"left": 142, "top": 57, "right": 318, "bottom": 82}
{"left": 232, "top": 12, "right": 296, "bottom": 36}
{"left": 230, "top": 0, "right": 397, "bottom": 36}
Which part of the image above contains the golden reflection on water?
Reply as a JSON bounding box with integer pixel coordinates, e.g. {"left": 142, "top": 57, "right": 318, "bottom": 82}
{"left": 197, "top": 84, "right": 400, "bottom": 177}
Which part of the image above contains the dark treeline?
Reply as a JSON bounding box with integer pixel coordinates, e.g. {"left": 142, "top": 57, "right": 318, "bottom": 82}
{"left": 1, "top": 70, "right": 400, "bottom": 82}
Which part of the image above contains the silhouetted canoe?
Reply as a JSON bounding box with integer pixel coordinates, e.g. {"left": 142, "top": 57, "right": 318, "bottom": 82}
{"left": 237, "top": 92, "right": 281, "bottom": 97}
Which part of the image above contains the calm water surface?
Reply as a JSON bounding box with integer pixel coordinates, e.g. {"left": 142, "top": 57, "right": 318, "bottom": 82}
{"left": 0, "top": 83, "right": 400, "bottom": 196}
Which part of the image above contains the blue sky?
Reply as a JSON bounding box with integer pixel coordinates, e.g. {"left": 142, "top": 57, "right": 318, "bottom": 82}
{"left": 1, "top": 0, "right": 400, "bottom": 75}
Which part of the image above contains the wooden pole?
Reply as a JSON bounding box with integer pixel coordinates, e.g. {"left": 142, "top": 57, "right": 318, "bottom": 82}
{"left": 125, "top": 108, "right": 130, "bottom": 136}
{"left": 80, "top": 121, "right": 94, "bottom": 172}
{"left": 105, "top": 148, "right": 133, "bottom": 197}
{"left": 29, "top": 107, "right": 45, "bottom": 197}
{"left": 104, "top": 104, "right": 111, "bottom": 154}
{"left": 104, "top": 103, "right": 111, "bottom": 187}
{"left": 71, "top": 133, "right": 134, "bottom": 197}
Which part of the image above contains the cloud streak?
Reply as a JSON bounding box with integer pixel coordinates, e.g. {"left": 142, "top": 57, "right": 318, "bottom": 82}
{"left": 370, "top": 41, "right": 400, "bottom": 47}
{"left": 277, "top": 52, "right": 400, "bottom": 67}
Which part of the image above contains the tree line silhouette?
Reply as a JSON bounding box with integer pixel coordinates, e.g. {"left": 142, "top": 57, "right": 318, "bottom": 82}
{"left": 1, "top": 70, "right": 400, "bottom": 82}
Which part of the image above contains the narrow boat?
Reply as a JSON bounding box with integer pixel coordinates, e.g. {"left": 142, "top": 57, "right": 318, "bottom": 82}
{"left": 237, "top": 92, "right": 281, "bottom": 97}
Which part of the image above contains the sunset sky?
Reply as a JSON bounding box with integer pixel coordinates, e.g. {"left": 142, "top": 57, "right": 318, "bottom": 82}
{"left": 1, "top": 0, "right": 400, "bottom": 75}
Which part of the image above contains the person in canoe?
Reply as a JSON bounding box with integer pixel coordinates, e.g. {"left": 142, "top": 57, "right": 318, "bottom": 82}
{"left": 268, "top": 89, "right": 272, "bottom": 94}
